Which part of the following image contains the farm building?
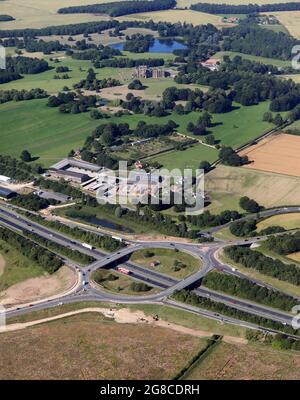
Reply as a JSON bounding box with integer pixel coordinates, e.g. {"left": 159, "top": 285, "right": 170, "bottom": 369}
{"left": 200, "top": 59, "right": 220, "bottom": 71}
{"left": 0, "top": 186, "right": 18, "bottom": 199}
{"left": 49, "top": 169, "right": 91, "bottom": 184}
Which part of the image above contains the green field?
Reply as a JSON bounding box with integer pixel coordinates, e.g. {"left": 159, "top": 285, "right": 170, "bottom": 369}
{"left": 92, "top": 269, "right": 159, "bottom": 296}
{"left": 0, "top": 57, "right": 108, "bottom": 94}
{"left": 0, "top": 96, "right": 275, "bottom": 167}
{"left": 0, "top": 240, "right": 45, "bottom": 292}
{"left": 214, "top": 51, "right": 294, "bottom": 68}
{"left": 130, "top": 248, "right": 201, "bottom": 279}
{"left": 0, "top": 52, "right": 175, "bottom": 95}
{"left": 149, "top": 144, "right": 218, "bottom": 170}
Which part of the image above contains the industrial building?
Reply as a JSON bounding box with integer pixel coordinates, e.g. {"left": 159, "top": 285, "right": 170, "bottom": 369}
{"left": 0, "top": 186, "right": 18, "bottom": 200}
{"left": 49, "top": 158, "right": 104, "bottom": 184}
{"left": 36, "top": 190, "right": 71, "bottom": 203}
{"left": 49, "top": 169, "right": 91, "bottom": 184}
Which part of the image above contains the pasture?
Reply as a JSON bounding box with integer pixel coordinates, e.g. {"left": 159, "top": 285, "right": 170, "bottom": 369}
{"left": 148, "top": 144, "right": 218, "bottom": 170}
{"left": 239, "top": 133, "right": 300, "bottom": 177}
{"left": 0, "top": 53, "right": 175, "bottom": 95}
{"left": 0, "top": 97, "right": 274, "bottom": 167}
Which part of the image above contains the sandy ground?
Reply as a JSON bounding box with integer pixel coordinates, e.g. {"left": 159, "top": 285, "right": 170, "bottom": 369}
{"left": 0, "top": 255, "right": 5, "bottom": 278}
{"left": 0, "top": 307, "right": 247, "bottom": 344}
{"left": 0, "top": 181, "right": 34, "bottom": 192}
{"left": 0, "top": 266, "right": 77, "bottom": 307}
{"left": 240, "top": 133, "right": 300, "bottom": 177}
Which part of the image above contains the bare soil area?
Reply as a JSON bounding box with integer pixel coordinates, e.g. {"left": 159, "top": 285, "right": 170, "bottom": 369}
{"left": 0, "top": 266, "right": 77, "bottom": 307}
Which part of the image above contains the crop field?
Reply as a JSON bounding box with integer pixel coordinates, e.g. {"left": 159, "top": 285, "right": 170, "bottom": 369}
{"left": 283, "top": 75, "right": 300, "bottom": 84}
{"left": 257, "top": 213, "right": 300, "bottom": 231}
{"left": 177, "top": 0, "right": 300, "bottom": 6}
{"left": 0, "top": 0, "right": 119, "bottom": 29}
{"left": 0, "top": 313, "right": 205, "bottom": 379}
{"left": 130, "top": 248, "right": 201, "bottom": 279}
{"left": 205, "top": 165, "right": 300, "bottom": 209}
{"left": 265, "top": 11, "right": 300, "bottom": 38}
{"left": 183, "top": 341, "right": 300, "bottom": 380}
{"left": 120, "top": 9, "right": 229, "bottom": 27}
{"left": 239, "top": 133, "right": 300, "bottom": 177}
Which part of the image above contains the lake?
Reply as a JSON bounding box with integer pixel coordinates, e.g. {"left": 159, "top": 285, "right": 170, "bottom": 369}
{"left": 111, "top": 38, "right": 187, "bottom": 53}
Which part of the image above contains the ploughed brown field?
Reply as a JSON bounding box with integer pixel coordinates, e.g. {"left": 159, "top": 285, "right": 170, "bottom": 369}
{"left": 239, "top": 133, "right": 300, "bottom": 177}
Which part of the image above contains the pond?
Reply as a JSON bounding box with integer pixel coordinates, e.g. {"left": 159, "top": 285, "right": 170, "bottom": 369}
{"left": 82, "top": 215, "right": 134, "bottom": 234}
{"left": 111, "top": 38, "right": 187, "bottom": 53}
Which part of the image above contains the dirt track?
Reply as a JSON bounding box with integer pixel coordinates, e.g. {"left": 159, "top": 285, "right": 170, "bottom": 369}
{"left": 0, "top": 307, "right": 247, "bottom": 344}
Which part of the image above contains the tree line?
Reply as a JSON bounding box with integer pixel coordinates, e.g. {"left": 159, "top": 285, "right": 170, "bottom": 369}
{"left": 0, "top": 56, "right": 50, "bottom": 84}
{"left": 203, "top": 271, "right": 298, "bottom": 312}
{"left": 225, "top": 245, "right": 300, "bottom": 286}
{"left": 223, "top": 25, "right": 298, "bottom": 61}
{"left": 94, "top": 57, "right": 165, "bottom": 69}
{"left": 47, "top": 91, "right": 97, "bottom": 114}
{"left": 0, "top": 154, "right": 37, "bottom": 182}
{"left": 58, "top": 0, "right": 176, "bottom": 17}
{"left": 26, "top": 213, "right": 125, "bottom": 253}
{"left": 0, "top": 227, "right": 62, "bottom": 274}
{"left": 0, "top": 88, "right": 48, "bottom": 105}
{"left": 173, "top": 289, "right": 300, "bottom": 336}
{"left": 191, "top": 2, "right": 300, "bottom": 14}
{"left": 26, "top": 231, "right": 95, "bottom": 265}
{"left": 265, "top": 232, "right": 300, "bottom": 255}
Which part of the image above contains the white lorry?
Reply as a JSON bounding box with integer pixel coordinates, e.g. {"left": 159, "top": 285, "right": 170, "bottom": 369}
{"left": 82, "top": 243, "right": 93, "bottom": 250}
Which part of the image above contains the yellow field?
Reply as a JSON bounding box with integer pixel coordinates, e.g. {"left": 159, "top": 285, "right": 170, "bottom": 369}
{"left": 265, "top": 11, "right": 300, "bottom": 38}
{"left": 240, "top": 134, "right": 300, "bottom": 178}
{"left": 205, "top": 165, "right": 300, "bottom": 209}
{"left": 282, "top": 75, "right": 300, "bottom": 84}
{"left": 177, "top": 0, "right": 300, "bottom": 6}
{"left": 120, "top": 10, "right": 228, "bottom": 27}
{"left": 257, "top": 213, "right": 300, "bottom": 231}
{"left": 288, "top": 252, "right": 300, "bottom": 262}
{"left": 0, "top": 0, "right": 116, "bottom": 29}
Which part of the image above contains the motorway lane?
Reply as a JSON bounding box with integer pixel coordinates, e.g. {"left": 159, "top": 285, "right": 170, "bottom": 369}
{"left": 203, "top": 206, "right": 300, "bottom": 235}
{"left": 0, "top": 204, "right": 298, "bottom": 327}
